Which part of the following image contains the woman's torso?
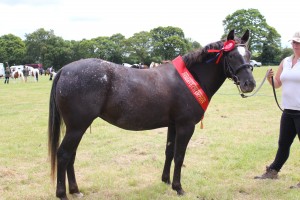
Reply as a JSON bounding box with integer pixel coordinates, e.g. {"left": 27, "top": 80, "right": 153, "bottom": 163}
{"left": 280, "top": 56, "right": 300, "bottom": 110}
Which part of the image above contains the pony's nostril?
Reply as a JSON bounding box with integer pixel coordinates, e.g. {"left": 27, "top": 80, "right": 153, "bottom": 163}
{"left": 243, "top": 80, "right": 256, "bottom": 89}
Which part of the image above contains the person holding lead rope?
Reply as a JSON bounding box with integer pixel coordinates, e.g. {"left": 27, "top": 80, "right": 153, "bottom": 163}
{"left": 254, "top": 31, "right": 300, "bottom": 189}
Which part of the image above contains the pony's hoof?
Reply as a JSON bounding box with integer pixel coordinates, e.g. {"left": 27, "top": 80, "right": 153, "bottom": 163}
{"left": 72, "top": 192, "right": 84, "bottom": 198}
{"left": 59, "top": 196, "right": 69, "bottom": 200}
{"left": 290, "top": 183, "right": 300, "bottom": 189}
{"left": 162, "top": 177, "right": 171, "bottom": 185}
{"left": 176, "top": 189, "right": 185, "bottom": 196}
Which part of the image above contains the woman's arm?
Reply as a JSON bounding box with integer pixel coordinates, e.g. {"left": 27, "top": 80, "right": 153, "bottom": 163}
{"left": 267, "top": 60, "right": 283, "bottom": 88}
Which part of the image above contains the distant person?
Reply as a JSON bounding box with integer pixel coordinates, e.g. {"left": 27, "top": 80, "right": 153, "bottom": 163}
{"left": 254, "top": 31, "right": 300, "bottom": 189}
{"left": 23, "top": 66, "right": 29, "bottom": 82}
{"left": 49, "top": 69, "right": 55, "bottom": 81}
{"left": 39, "top": 68, "right": 43, "bottom": 75}
{"left": 36, "top": 71, "right": 39, "bottom": 82}
{"left": 4, "top": 67, "right": 11, "bottom": 84}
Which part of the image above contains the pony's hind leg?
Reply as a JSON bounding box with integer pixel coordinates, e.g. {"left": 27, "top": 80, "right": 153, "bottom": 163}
{"left": 56, "top": 128, "right": 86, "bottom": 200}
{"left": 67, "top": 152, "right": 83, "bottom": 197}
{"left": 162, "top": 122, "right": 176, "bottom": 184}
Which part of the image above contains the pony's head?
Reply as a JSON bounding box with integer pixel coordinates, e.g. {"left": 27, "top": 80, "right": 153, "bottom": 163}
{"left": 207, "top": 30, "right": 256, "bottom": 93}
{"left": 224, "top": 30, "right": 255, "bottom": 93}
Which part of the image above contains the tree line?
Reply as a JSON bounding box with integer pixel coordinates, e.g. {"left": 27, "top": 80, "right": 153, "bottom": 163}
{"left": 0, "top": 9, "right": 293, "bottom": 71}
{"left": 0, "top": 26, "right": 201, "bottom": 70}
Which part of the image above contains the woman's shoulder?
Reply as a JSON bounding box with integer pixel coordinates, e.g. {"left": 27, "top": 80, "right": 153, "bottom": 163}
{"left": 281, "top": 56, "right": 293, "bottom": 66}
{"left": 283, "top": 55, "right": 293, "bottom": 62}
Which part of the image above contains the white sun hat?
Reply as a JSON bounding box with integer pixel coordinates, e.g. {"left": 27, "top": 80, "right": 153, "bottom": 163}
{"left": 290, "top": 31, "right": 300, "bottom": 43}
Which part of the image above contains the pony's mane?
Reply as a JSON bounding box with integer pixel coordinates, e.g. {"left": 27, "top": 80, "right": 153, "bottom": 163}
{"left": 182, "top": 41, "right": 223, "bottom": 68}
{"left": 183, "top": 36, "right": 244, "bottom": 68}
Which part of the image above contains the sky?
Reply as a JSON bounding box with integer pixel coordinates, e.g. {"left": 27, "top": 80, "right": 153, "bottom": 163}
{"left": 0, "top": 0, "right": 298, "bottom": 47}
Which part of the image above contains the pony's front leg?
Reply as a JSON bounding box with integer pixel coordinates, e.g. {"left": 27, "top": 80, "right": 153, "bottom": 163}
{"left": 162, "top": 123, "right": 176, "bottom": 184}
{"left": 172, "top": 124, "right": 195, "bottom": 195}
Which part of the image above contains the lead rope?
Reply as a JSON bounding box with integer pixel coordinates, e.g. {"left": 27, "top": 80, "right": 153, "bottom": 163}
{"left": 238, "top": 68, "right": 271, "bottom": 98}
{"left": 271, "top": 76, "right": 284, "bottom": 112}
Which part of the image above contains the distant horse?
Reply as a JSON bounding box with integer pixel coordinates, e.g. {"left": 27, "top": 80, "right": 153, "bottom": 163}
{"left": 150, "top": 60, "right": 171, "bottom": 68}
{"left": 149, "top": 62, "right": 160, "bottom": 68}
{"left": 11, "top": 70, "right": 24, "bottom": 82}
{"left": 123, "top": 63, "right": 148, "bottom": 69}
{"left": 28, "top": 67, "right": 39, "bottom": 82}
{"left": 49, "top": 71, "right": 57, "bottom": 80}
{"left": 122, "top": 63, "right": 132, "bottom": 68}
{"left": 131, "top": 63, "right": 149, "bottom": 69}
{"left": 48, "top": 30, "right": 255, "bottom": 200}
{"left": 45, "top": 68, "right": 51, "bottom": 76}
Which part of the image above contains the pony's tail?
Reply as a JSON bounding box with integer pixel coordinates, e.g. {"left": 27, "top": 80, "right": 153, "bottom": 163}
{"left": 48, "top": 69, "right": 63, "bottom": 183}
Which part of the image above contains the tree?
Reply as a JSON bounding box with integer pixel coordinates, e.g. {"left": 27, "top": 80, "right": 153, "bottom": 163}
{"left": 222, "top": 9, "right": 281, "bottom": 55}
{"left": 280, "top": 47, "right": 293, "bottom": 61}
{"left": 76, "top": 39, "right": 98, "bottom": 59}
{"left": 43, "top": 36, "right": 73, "bottom": 69}
{"left": 0, "top": 34, "right": 25, "bottom": 65}
{"left": 24, "top": 28, "right": 73, "bottom": 69}
{"left": 188, "top": 39, "right": 202, "bottom": 51}
{"left": 24, "top": 28, "right": 55, "bottom": 64}
{"left": 126, "top": 31, "right": 152, "bottom": 64}
{"left": 92, "top": 36, "right": 119, "bottom": 61}
{"left": 66, "top": 40, "right": 84, "bottom": 62}
{"left": 109, "top": 33, "right": 126, "bottom": 64}
{"left": 150, "top": 26, "right": 190, "bottom": 61}
{"left": 260, "top": 27, "right": 282, "bottom": 65}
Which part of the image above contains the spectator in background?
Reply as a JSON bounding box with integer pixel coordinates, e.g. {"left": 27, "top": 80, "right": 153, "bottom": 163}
{"left": 36, "top": 70, "right": 39, "bottom": 82}
{"left": 49, "top": 68, "right": 55, "bottom": 81}
{"left": 4, "top": 67, "right": 11, "bottom": 84}
{"left": 23, "top": 66, "right": 29, "bottom": 82}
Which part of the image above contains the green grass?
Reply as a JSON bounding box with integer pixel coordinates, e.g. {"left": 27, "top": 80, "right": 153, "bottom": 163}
{"left": 1, "top": 67, "right": 300, "bottom": 200}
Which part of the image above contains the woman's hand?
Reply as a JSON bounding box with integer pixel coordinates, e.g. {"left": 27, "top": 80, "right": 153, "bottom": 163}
{"left": 267, "top": 68, "right": 274, "bottom": 79}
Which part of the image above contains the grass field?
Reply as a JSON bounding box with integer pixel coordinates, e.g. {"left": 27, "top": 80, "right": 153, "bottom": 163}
{"left": 1, "top": 67, "right": 300, "bottom": 200}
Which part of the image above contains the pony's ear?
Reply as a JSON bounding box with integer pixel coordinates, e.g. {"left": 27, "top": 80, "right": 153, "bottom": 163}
{"left": 227, "top": 30, "right": 235, "bottom": 40}
{"left": 241, "top": 29, "right": 250, "bottom": 44}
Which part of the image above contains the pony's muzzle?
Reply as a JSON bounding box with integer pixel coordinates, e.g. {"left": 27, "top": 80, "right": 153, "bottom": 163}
{"left": 241, "top": 79, "right": 256, "bottom": 93}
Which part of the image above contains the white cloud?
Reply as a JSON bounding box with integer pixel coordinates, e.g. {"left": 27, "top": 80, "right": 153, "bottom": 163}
{"left": 0, "top": 0, "right": 298, "bottom": 48}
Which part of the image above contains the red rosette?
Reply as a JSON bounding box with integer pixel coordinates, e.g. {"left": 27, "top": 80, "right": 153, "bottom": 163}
{"left": 223, "top": 40, "right": 235, "bottom": 52}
